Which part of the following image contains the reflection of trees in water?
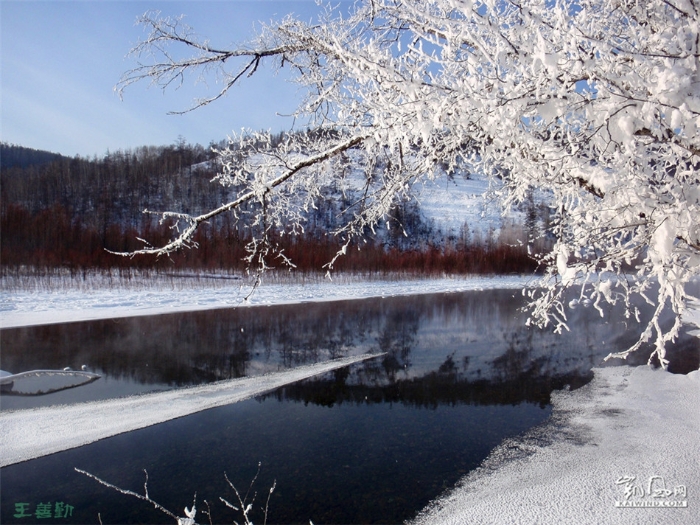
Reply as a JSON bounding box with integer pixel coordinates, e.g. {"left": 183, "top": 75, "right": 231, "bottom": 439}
{"left": 1, "top": 300, "right": 383, "bottom": 385}
{"left": 2, "top": 289, "right": 694, "bottom": 391}
{"left": 376, "top": 307, "right": 420, "bottom": 382}
{"left": 437, "top": 352, "right": 459, "bottom": 375}
{"left": 491, "top": 329, "right": 536, "bottom": 382}
{"left": 262, "top": 364, "right": 594, "bottom": 409}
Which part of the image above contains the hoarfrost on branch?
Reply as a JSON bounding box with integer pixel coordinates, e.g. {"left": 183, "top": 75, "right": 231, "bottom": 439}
{"left": 117, "top": 1, "right": 700, "bottom": 367}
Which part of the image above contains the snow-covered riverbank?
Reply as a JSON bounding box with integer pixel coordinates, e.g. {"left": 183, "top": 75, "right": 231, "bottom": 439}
{"left": 413, "top": 365, "right": 699, "bottom": 525}
{"left": 0, "top": 274, "right": 532, "bottom": 329}
{"left": 425, "top": 298, "right": 698, "bottom": 525}
{"left": 1, "top": 276, "right": 698, "bottom": 524}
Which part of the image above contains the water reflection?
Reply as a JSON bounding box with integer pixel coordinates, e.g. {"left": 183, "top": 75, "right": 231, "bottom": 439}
{"left": 1, "top": 289, "right": 696, "bottom": 411}
{"left": 265, "top": 363, "right": 591, "bottom": 410}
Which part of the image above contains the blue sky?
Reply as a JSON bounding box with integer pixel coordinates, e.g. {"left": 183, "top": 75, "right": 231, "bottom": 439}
{"left": 1, "top": 1, "right": 339, "bottom": 158}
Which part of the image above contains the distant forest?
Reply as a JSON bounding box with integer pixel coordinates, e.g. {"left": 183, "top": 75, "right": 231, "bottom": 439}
{"left": 1, "top": 143, "right": 68, "bottom": 170}
{"left": 1, "top": 140, "right": 536, "bottom": 275}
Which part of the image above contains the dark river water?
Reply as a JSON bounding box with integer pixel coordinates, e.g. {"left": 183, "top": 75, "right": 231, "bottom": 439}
{"left": 1, "top": 289, "right": 697, "bottom": 524}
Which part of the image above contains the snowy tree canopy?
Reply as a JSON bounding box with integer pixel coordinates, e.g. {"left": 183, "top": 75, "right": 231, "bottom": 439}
{"left": 118, "top": 0, "right": 700, "bottom": 368}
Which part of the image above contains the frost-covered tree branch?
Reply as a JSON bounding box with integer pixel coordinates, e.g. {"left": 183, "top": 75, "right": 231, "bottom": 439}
{"left": 75, "top": 468, "right": 186, "bottom": 523}
{"left": 75, "top": 465, "right": 276, "bottom": 525}
{"left": 119, "top": 1, "right": 700, "bottom": 368}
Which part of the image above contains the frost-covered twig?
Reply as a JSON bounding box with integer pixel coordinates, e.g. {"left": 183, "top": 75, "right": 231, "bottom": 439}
{"left": 117, "top": 1, "right": 700, "bottom": 367}
{"left": 220, "top": 462, "right": 276, "bottom": 525}
{"left": 75, "top": 465, "right": 276, "bottom": 525}
{"left": 74, "top": 468, "right": 181, "bottom": 522}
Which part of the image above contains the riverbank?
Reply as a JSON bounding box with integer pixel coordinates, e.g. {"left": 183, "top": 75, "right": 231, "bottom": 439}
{"left": 412, "top": 364, "right": 699, "bottom": 525}
{"left": 0, "top": 273, "right": 532, "bottom": 328}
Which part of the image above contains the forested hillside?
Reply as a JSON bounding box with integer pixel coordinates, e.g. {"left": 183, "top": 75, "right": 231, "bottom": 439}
{"left": 1, "top": 139, "right": 540, "bottom": 275}
{"left": 0, "top": 143, "right": 67, "bottom": 170}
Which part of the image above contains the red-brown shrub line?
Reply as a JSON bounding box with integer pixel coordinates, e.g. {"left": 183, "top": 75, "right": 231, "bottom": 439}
{"left": 1, "top": 204, "right": 540, "bottom": 276}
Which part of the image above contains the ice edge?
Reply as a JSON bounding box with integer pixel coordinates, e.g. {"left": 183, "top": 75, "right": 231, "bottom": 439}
{"left": 0, "top": 353, "right": 383, "bottom": 467}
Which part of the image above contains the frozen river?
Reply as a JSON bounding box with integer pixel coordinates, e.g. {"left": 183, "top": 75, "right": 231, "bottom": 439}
{"left": 1, "top": 277, "right": 698, "bottom": 524}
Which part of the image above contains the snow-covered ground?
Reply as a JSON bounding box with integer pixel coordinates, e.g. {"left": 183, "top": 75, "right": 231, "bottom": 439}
{"left": 413, "top": 365, "right": 699, "bottom": 525}
{"left": 0, "top": 274, "right": 533, "bottom": 329}
{"left": 1, "top": 276, "right": 698, "bottom": 524}
{"left": 414, "top": 175, "right": 507, "bottom": 235}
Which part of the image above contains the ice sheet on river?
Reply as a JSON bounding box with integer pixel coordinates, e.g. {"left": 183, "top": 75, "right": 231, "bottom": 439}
{"left": 0, "top": 353, "right": 380, "bottom": 467}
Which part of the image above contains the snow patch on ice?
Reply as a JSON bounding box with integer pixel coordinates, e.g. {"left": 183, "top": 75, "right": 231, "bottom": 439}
{"left": 0, "top": 353, "right": 382, "bottom": 467}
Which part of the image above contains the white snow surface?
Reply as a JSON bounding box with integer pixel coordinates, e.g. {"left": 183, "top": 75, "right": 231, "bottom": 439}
{"left": 414, "top": 176, "right": 507, "bottom": 235}
{"left": 412, "top": 365, "right": 700, "bottom": 525}
{"left": 0, "top": 353, "right": 381, "bottom": 467}
{"left": 0, "top": 274, "right": 532, "bottom": 329}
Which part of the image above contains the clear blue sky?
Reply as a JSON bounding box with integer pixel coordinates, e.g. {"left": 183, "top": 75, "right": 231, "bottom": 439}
{"left": 1, "top": 1, "right": 340, "bottom": 158}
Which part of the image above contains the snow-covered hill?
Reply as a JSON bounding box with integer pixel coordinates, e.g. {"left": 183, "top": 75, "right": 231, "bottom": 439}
{"left": 413, "top": 174, "right": 515, "bottom": 240}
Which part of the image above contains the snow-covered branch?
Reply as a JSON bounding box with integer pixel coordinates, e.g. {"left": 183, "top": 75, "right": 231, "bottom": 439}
{"left": 75, "top": 468, "right": 182, "bottom": 522}
{"left": 76, "top": 465, "right": 276, "bottom": 525}
{"left": 109, "top": 133, "right": 366, "bottom": 258}
{"left": 119, "top": 1, "right": 700, "bottom": 367}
